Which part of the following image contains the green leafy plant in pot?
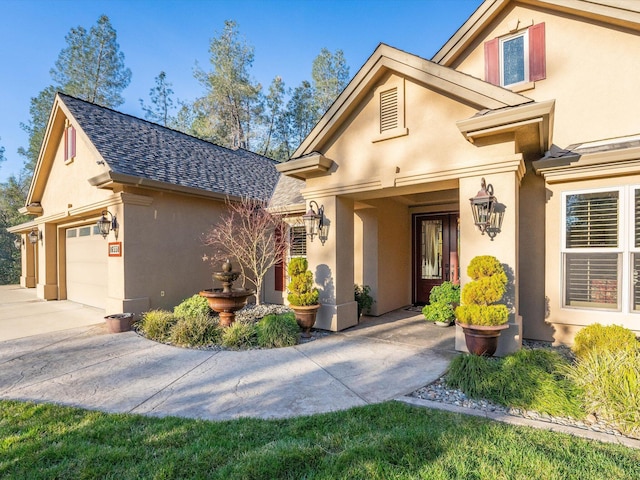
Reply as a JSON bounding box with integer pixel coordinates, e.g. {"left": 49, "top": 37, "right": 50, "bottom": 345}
{"left": 422, "top": 281, "right": 460, "bottom": 326}
{"left": 287, "top": 257, "right": 320, "bottom": 338}
{"left": 354, "top": 284, "right": 374, "bottom": 318}
{"left": 455, "top": 255, "right": 509, "bottom": 356}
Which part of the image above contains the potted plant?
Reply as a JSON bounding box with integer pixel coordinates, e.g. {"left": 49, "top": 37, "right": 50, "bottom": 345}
{"left": 104, "top": 313, "right": 135, "bottom": 333}
{"left": 422, "top": 281, "right": 460, "bottom": 326}
{"left": 287, "top": 257, "right": 320, "bottom": 338}
{"left": 455, "top": 255, "right": 509, "bottom": 356}
{"left": 354, "top": 284, "right": 374, "bottom": 318}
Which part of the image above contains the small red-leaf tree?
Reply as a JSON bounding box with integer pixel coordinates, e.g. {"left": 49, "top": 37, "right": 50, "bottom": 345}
{"left": 203, "top": 196, "right": 289, "bottom": 305}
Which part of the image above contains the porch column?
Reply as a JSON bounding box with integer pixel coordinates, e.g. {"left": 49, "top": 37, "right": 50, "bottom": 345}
{"left": 457, "top": 172, "right": 523, "bottom": 356}
{"left": 36, "top": 223, "right": 58, "bottom": 300}
{"left": 20, "top": 234, "right": 37, "bottom": 288}
{"left": 307, "top": 195, "right": 358, "bottom": 331}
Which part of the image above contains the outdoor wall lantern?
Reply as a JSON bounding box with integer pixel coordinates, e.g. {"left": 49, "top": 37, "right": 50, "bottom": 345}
{"left": 303, "top": 201, "right": 326, "bottom": 245}
{"left": 469, "top": 177, "right": 503, "bottom": 240}
{"left": 97, "top": 210, "right": 118, "bottom": 239}
{"left": 28, "top": 228, "right": 39, "bottom": 245}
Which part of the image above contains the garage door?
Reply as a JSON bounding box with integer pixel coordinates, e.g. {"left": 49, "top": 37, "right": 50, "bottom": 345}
{"left": 66, "top": 225, "right": 107, "bottom": 308}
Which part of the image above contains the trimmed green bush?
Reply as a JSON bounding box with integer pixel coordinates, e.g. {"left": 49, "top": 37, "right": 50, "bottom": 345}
{"left": 446, "top": 349, "right": 584, "bottom": 418}
{"left": 568, "top": 349, "right": 640, "bottom": 437}
{"left": 137, "top": 310, "right": 176, "bottom": 342}
{"left": 170, "top": 314, "right": 222, "bottom": 347}
{"left": 428, "top": 281, "right": 460, "bottom": 305}
{"left": 572, "top": 323, "right": 638, "bottom": 360}
{"left": 287, "top": 257, "right": 319, "bottom": 306}
{"left": 455, "top": 255, "right": 509, "bottom": 326}
{"left": 174, "top": 294, "right": 211, "bottom": 320}
{"left": 221, "top": 321, "right": 258, "bottom": 349}
{"left": 256, "top": 313, "right": 299, "bottom": 348}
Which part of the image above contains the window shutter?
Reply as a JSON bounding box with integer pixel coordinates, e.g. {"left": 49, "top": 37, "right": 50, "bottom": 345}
{"left": 484, "top": 38, "right": 500, "bottom": 85}
{"left": 566, "top": 192, "right": 618, "bottom": 248}
{"left": 528, "top": 22, "right": 546, "bottom": 81}
{"left": 65, "top": 126, "right": 76, "bottom": 160}
{"left": 274, "top": 226, "right": 285, "bottom": 292}
{"left": 380, "top": 88, "right": 398, "bottom": 132}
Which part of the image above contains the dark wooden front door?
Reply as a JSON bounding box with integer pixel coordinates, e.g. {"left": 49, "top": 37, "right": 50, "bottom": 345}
{"left": 413, "top": 214, "right": 459, "bottom": 304}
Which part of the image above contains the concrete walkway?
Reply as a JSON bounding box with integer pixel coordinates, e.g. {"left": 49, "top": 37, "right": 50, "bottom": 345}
{"left": 0, "top": 286, "right": 456, "bottom": 420}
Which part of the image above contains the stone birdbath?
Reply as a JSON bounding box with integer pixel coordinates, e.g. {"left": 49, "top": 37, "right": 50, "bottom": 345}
{"left": 199, "top": 260, "right": 255, "bottom": 327}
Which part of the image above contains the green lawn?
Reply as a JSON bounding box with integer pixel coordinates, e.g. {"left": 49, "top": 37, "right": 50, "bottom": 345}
{"left": 1, "top": 400, "right": 638, "bottom": 479}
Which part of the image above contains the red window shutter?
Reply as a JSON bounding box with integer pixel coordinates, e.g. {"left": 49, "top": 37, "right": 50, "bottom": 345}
{"left": 64, "top": 127, "right": 69, "bottom": 160}
{"left": 484, "top": 38, "right": 500, "bottom": 85}
{"left": 274, "top": 226, "right": 285, "bottom": 292}
{"left": 65, "top": 126, "right": 76, "bottom": 160}
{"left": 529, "top": 22, "right": 546, "bottom": 81}
{"left": 70, "top": 127, "right": 76, "bottom": 158}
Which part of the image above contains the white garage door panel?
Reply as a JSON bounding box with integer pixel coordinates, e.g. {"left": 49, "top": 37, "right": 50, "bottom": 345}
{"left": 66, "top": 227, "right": 108, "bottom": 309}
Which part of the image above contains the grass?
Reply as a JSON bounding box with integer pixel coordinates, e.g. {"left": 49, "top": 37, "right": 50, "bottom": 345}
{"left": 1, "top": 400, "right": 638, "bottom": 479}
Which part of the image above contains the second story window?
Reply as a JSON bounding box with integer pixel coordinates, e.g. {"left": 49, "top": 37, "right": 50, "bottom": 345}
{"left": 485, "top": 23, "right": 545, "bottom": 88}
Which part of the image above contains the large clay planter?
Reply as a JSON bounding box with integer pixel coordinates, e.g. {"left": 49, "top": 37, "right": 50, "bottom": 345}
{"left": 291, "top": 304, "right": 320, "bottom": 338}
{"left": 456, "top": 321, "right": 509, "bottom": 356}
{"left": 105, "top": 313, "right": 135, "bottom": 333}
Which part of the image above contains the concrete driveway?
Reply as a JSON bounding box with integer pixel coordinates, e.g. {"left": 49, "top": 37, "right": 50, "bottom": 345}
{"left": 0, "top": 285, "right": 456, "bottom": 420}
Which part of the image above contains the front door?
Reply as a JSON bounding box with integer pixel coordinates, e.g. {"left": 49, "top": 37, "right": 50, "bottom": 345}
{"left": 413, "top": 214, "right": 459, "bottom": 304}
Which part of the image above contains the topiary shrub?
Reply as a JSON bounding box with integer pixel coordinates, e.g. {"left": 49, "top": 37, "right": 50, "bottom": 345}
{"left": 221, "top": 321, "right": 258, "bottom": 349}
{"left": 455, "top": 255, "right": 509, "bottom": 326}
{"left": 256, "top": 313, "right": 299, "bottom": 348}
{"left": 572, "top": 323, "right": 638, "bottom": 360}
{"left": 174, "top": 295, "right": 211, "bottom": 320}
{"left": 137, "top": 310, "right": 176, "bottom": 342}
{"left": 170, "top": 314, "right": 222, "bottom": 347}
{"left": 287, "top": 257, "right": 319, "bottom": 306}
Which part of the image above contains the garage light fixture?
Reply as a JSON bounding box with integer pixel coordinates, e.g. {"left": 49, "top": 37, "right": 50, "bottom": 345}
{"left": 28, "top": 228, "right": 40, "bottom": 245}
{"left": 469, "top": 178, "right": 503, "bottom": 240}
{"left": 97, "top": 210, "right": 118, "bottom": 239}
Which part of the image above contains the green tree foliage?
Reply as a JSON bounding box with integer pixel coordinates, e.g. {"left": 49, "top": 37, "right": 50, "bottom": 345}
{"left": 286, "top": 80, "right": 316, "bottom": 149}
{"left": 311, "top": 48, "right": 350, "bottom": 116}
{"left": 139, "top": 71, "right": 175, "bottom": 127}
{"left": 18, "top": 85, "right": 58, "bottom": 174}
{"left": 50, "top": 15, "right": 132, "bottom": 107}
{"left": 193, "top": 20, "right": 262, "bottom": 149}
{"left": 0, "top": 140, "right": 30, "bottom": 283}
{"left": 260, "top": 76, "right": 290, "bottom": 160}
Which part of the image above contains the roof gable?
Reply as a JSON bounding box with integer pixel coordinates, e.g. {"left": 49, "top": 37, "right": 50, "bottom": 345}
{"left": 292, "top": 43, "right": 532, "bottom": 159}
{"left": 432, "top": 0, "right": 640, "bottom": 67}
{"left": 28, "top": 93, "right": 280, "bottom": 205}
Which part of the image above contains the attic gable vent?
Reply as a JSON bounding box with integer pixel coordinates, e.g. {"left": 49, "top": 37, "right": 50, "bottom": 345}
{"left": 380, "top": 87, "right": 398, "bottom": 132}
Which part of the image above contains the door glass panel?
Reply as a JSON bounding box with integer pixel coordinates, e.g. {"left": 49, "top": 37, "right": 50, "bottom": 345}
{"left": 421, "top": 219, "right": 442, "bottom": 280}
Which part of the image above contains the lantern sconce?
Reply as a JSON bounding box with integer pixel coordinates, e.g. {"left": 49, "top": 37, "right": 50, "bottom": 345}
{"left": 28, "top": 228, "right": 40, "bottom": 245}
{"left": 97, "top": 210, "right": 118, "bottom": 239}
{"left": 302, "top": 200, "right": 328, "bottom": 245}
{"left": 469, "top": 178, "right": 504, "bottom": 240}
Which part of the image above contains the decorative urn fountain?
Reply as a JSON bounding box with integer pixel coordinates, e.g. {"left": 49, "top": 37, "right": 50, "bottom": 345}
{"left": 199, "top": 260, "right": 255, "bottom": 327}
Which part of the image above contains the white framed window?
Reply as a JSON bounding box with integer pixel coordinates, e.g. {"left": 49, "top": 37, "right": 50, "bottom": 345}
{"left": 561, "top": 186, "right": 640, "bottom": 312}
{"left": 500, "top": 31, "right": 529, "bottom": 87}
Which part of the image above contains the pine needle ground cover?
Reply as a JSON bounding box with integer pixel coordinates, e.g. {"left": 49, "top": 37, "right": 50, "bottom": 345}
{"left": 1, "top": 400, "right": 638, "bottom": 480}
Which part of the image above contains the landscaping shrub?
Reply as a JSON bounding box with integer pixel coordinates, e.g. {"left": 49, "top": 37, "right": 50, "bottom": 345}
{"left": 256, "top": 313, "right": 299, "bottom": 348}
{"left": 174, "top": 294, "right": 211, "bottom": 320}
{"left": 572, "top": 323, "right": 638, "bottom": 360}
{"left": 137, "top": 310, "right": 176, "bottom": 342}
{"left": 221, "top": 322, "right": 258, "bottom": 349}
{"left": 446, "top": 349, "right": 584, "bottom": 418}
{"left": 170, "top": 313, "right": 222, "bottom": 347}
{"left": 567, "top": 349, "right": 640, "bottom": 438}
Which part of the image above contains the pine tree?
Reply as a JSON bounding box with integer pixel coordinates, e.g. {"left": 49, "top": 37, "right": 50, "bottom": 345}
{"left": 140, "top": 71, "right": 175, "bottom": 127}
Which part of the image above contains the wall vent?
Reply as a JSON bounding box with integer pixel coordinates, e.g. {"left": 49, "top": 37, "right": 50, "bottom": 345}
{"left": 380, "top": 87, "right": 398, "bottom": 132}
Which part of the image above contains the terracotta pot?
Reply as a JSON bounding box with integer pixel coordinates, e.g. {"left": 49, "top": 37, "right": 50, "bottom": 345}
{"left": 105, "top": 313, "right": 135, "bottom": 333}
{"left": 456, "top": 320, "right": 509, "bottom": 356}
{"left": 291, "top": 304, "right": 321, "bottom": 338}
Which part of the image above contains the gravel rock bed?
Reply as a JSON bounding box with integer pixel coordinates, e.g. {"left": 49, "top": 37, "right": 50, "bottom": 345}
{"left": 409, "top": 340, "right": 628, "bottom": 439}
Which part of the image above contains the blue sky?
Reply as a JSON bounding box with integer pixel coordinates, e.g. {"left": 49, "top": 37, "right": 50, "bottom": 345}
{"left": 0, "top": 0, "right": 482, "bottom": 182}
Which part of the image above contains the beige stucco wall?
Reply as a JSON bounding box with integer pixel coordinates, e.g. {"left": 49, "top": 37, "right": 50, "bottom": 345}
{"left": 453, "top": 3, "right": 640, "bottom": 150}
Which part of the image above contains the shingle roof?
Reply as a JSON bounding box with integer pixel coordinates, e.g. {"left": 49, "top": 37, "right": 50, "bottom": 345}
{"left": 59, "top": 93, "right": 279, "bottom": 201}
